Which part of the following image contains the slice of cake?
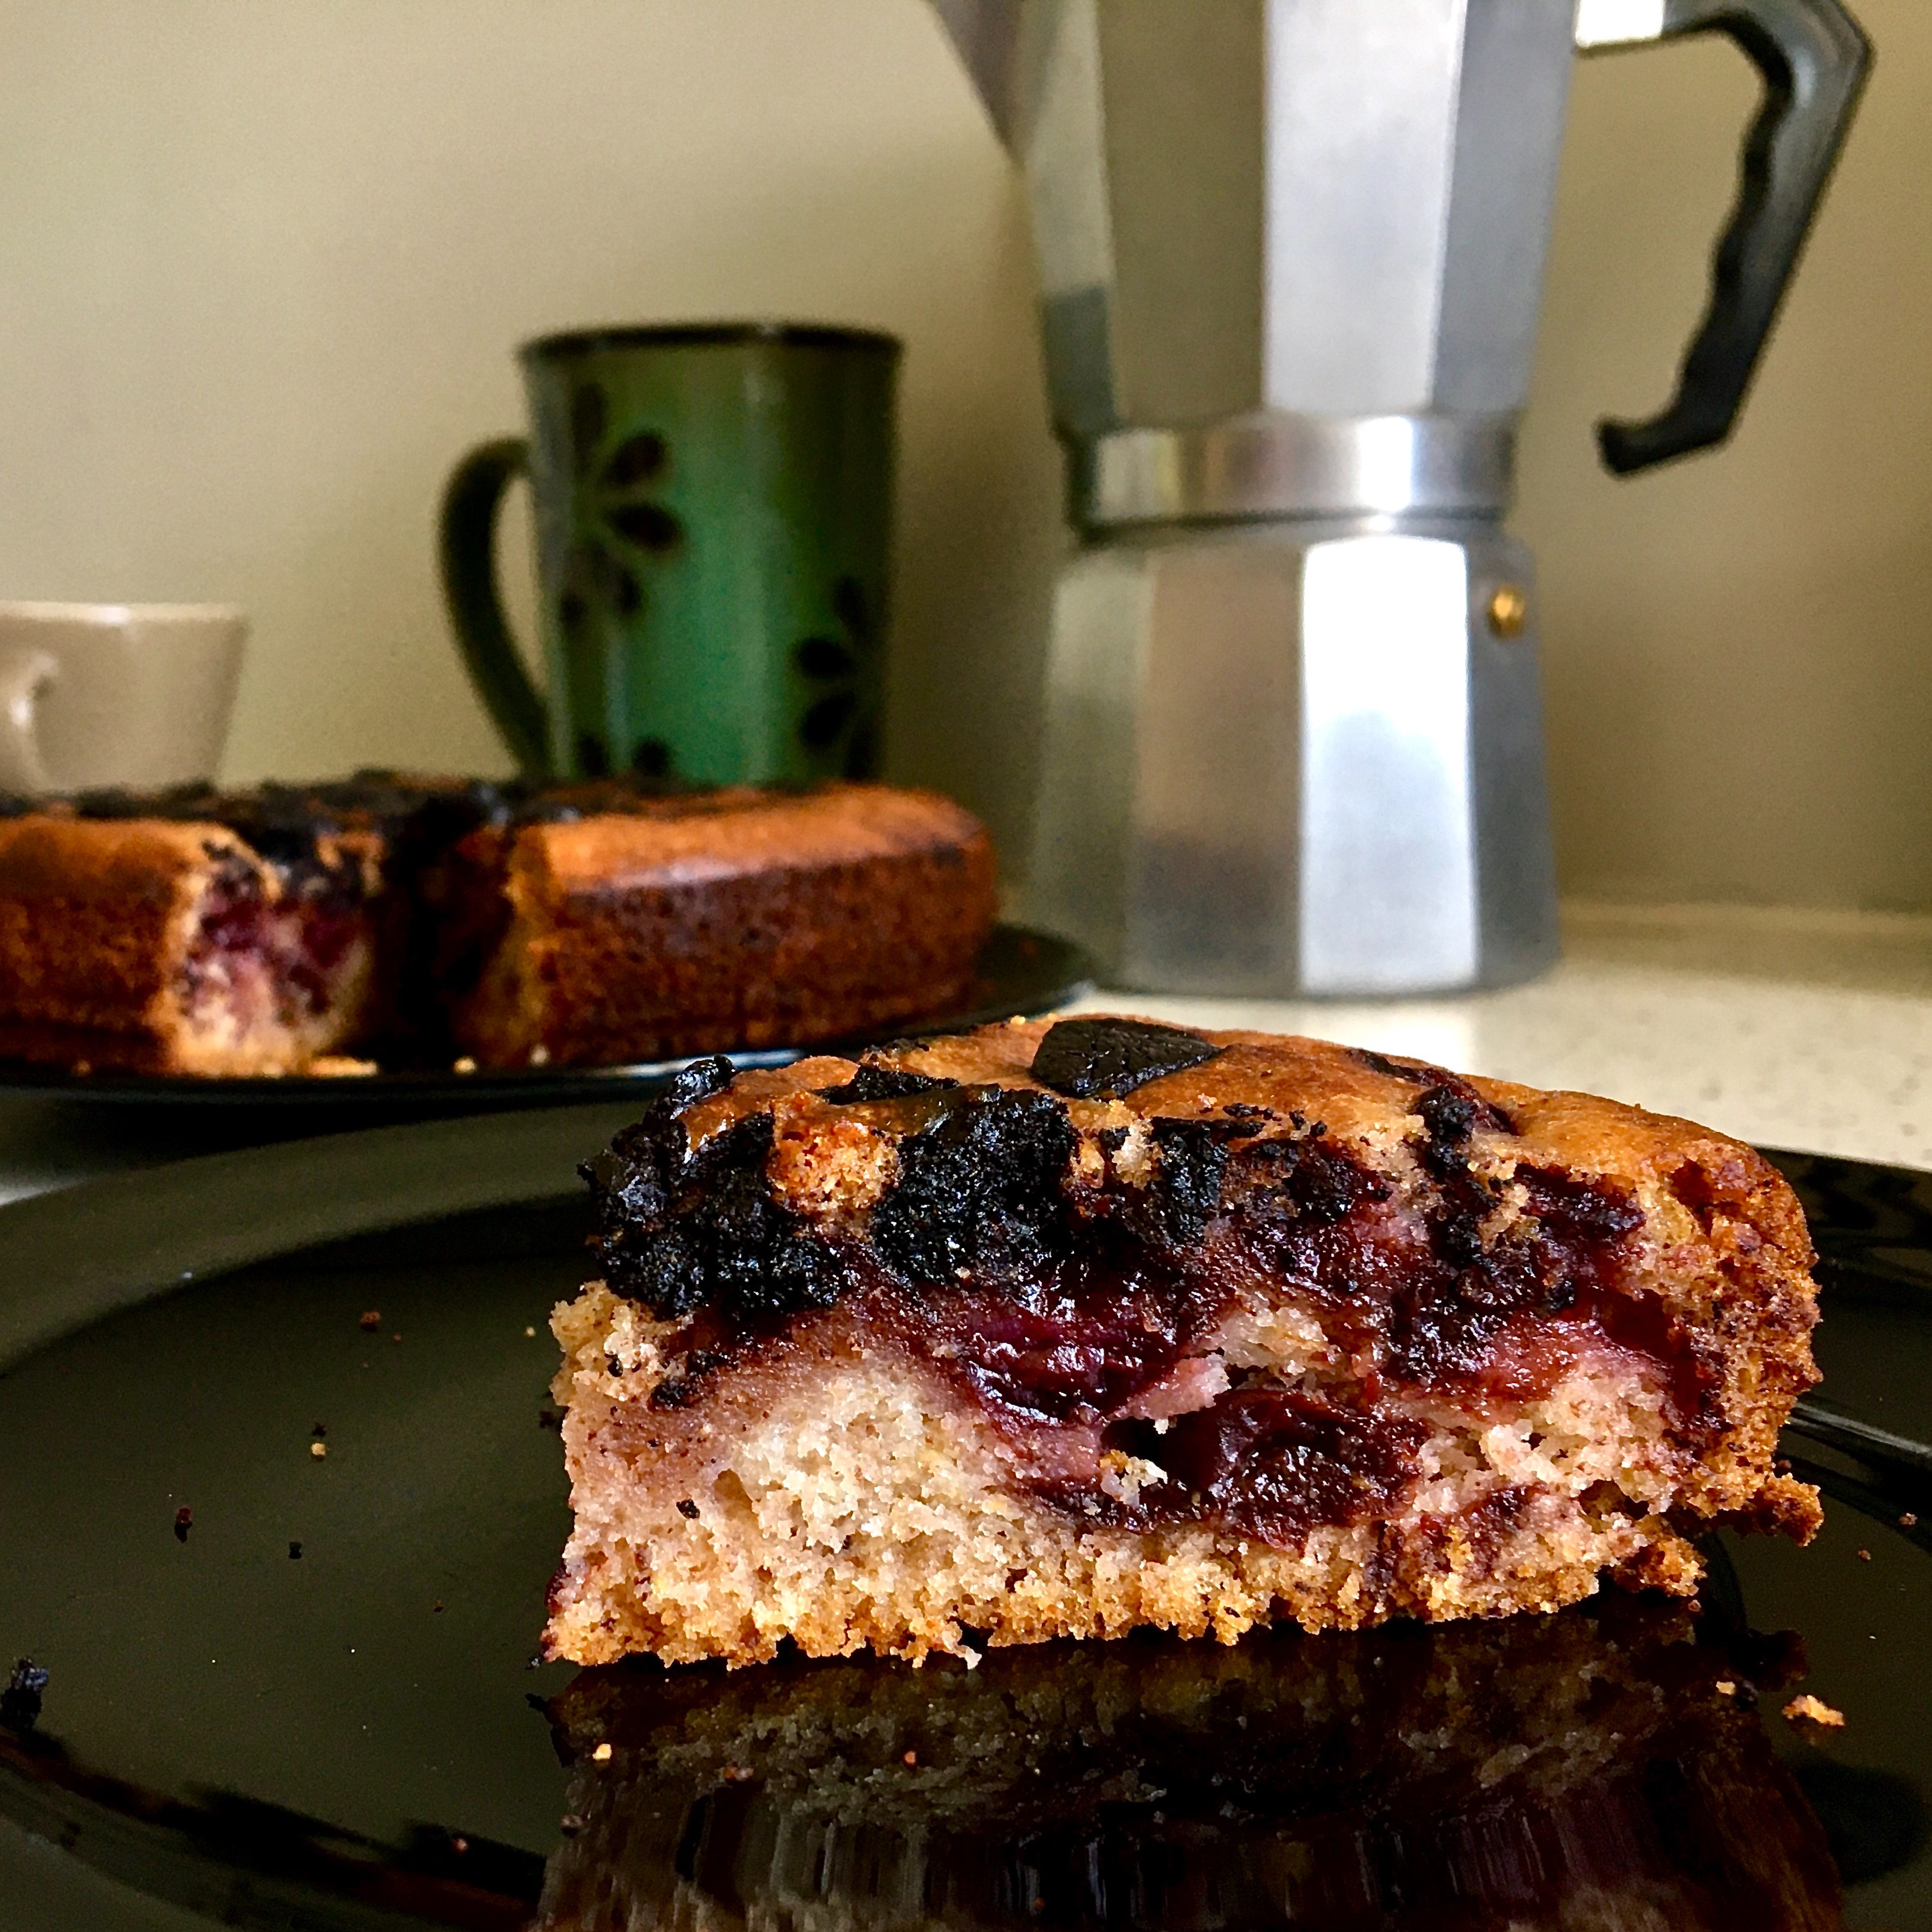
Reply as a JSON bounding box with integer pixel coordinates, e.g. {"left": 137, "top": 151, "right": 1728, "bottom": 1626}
{"left": 433, "top": 781, "right": 996, "bottom": 1070}
{"left": 544, "top": 1017, "right": 1822, "bottom": 1666}
{"left": 0, "top": 776, "right": 995, "bottom": 1075}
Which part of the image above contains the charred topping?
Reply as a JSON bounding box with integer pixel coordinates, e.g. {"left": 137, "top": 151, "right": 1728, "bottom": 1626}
{"left": 1139, "top": 1119, "right": 1243, "bottom": 1247}
{"left": 818, "top": 1064, "right": 960, "bottom": 1105}
{"left": 582, "top": 1058, "right": 840, "bottom": 1322}
{"left": 580, "top": 1052, "right": 1689, "bottom": 1433}
{"left": 1029, "top": 1018, "right": 1224, "bottom": 1100}
{"left": 870, "top": 1087, "right": 1079, "bottom": 1284}
{"left": 1354, "top": 1048, "right": 1517, "bottom": 1136}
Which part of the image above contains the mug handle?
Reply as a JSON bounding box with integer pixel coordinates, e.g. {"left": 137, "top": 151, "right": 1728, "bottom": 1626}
{"left": 0, "top": 648, "right": 58, "bottom": 793}
{"left": 439, "top": 438, "right": 553, "bottom": 776}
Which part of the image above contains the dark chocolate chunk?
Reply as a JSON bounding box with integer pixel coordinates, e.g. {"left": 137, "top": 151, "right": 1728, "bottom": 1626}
{"left": 818, "top": 1064, "right": 960, "bottom": 1104}
{"left": 2, "top": 1659, "right": 48, "bottom": 1732}
{"left": 676, "top": 1498, "right": 701, "bottom": 1520}
{"left": 1029, "top": 1018, "right": 1223, "bottom": 1100}
{"left": 870, "top": 1087, "right": 1078, "bottom": 1283}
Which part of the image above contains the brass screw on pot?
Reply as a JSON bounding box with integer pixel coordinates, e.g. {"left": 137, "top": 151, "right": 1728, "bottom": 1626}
{"left": 1486, "top": 584, "right": 1530, "bottom": 639}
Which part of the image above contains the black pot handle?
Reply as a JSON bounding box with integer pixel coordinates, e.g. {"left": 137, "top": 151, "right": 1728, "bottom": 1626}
{"left": 1581, "top": 0, "right": 1870, "bottom": 476}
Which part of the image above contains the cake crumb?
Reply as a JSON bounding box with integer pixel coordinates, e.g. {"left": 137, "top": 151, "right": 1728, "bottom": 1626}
{"left": 525, "top": 1326, "right": 536, "bottom": 1338}
{"left": 173, "top": 1506, "right": 193, "bottom": 1544}
{"left": 311, "top": 1055, "right": 378, "bottom": 1078}
{"left": 454, "top": 1057, "right": 478, "bottom": 1075}
{"left": 530, "top": 1044, "right": 552, "bottom": 1067}
{"left": 1715, "top": 1679, "right": 1736, "bottom": 1697}
{"left": 450, "top": 1836, "right": 468, "bottom": 1855}
{"left": 591, "top": 1742, "right": 613, "bottom": 1762}
{"left": 903, "top": 1750, "right": 918, "bottom": 1767}
{"left": 310, "top": 1442, "right": 328, "bottom": 1460}
{"left": 433, "top": 1601, "right": 445, "bottom": 1614}
{"left": 1783, "top": 1694, "right": 1845, "bottom": 1728}
{"left": 2, "top": 1659, "right": 49, "bottom": 1731}
{"left": 1901, "top": 1512, "right": 1918, "bottom": 1530}
{"left": 1856, "top": 1547, "right": 1871, "bottom": 1562}
{"left": 558, "top": 1813, "right": 584, "bottom": 1836}
{"left": 359, "top": 1310, "right": 381, "bottom": 1331}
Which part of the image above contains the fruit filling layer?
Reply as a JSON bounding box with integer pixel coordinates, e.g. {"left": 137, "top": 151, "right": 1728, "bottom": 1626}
{"left": 178, "top": 852, "right": 370, "bottom": 1049}
{"left": 582, "top": 1027, "right": 1719, "bottom": 1550}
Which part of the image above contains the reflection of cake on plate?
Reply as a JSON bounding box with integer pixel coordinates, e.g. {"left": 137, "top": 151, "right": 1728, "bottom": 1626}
{"left": 544, "top": 1018, "right": 1821, "bottom": 1667}
{"left": 536, "top": 1598, "right": 1845, "bottom": 1931}
{"left": 0, "top": 776, "right": 995, "bottom": 1075}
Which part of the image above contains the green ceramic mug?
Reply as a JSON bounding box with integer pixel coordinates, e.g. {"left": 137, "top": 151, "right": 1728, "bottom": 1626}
{"left": 440, "top": 323, "right": 900, "bottom": 783}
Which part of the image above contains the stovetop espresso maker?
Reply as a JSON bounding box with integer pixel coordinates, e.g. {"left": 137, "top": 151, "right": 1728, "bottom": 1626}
{"left": 932, "top": 0, "right": 1868, "bottom": 995}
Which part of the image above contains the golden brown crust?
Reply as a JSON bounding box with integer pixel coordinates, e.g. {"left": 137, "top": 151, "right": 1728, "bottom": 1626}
{"left": 451, "top": 784, "right": 997, "bottom": 1068}
{"left": 0, "top": 816, "right": 227, "bottom": 1068}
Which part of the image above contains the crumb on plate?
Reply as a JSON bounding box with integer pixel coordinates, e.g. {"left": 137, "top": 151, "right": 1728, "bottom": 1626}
{"left": 1783, "top": 1694, "right": 1845, "bottom": 1728}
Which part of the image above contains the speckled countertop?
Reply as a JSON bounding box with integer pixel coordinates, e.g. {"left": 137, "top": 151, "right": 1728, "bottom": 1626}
{"left": 0, "top": 900, "right": 1927, "bottom": 1205}
{"left": 1072, "top": 902, "right": 1932, "bottom": 1171}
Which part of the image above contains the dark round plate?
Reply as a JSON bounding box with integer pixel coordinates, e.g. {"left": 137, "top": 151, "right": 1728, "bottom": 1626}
{"left": 0, "top": 923, "right": 1091, "bottom": 1112}
{"left": 0, "top": 1135, "right": 1925, "bottom": 1930}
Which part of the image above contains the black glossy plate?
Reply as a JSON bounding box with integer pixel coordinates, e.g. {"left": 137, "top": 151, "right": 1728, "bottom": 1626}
{"left": 0, "top": 1133, "right": 1925, "bottom": 1931}
{"left": 0, "top": 924, "right": 1090, "bottom": 1113}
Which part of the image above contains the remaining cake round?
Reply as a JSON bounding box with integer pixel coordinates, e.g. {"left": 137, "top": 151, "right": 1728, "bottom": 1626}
{"left": 0, "top": 776, "right": 995, "bottom": 1074}
{"left": 545, "top": 1016, "right": 1822, "bottom": 1667}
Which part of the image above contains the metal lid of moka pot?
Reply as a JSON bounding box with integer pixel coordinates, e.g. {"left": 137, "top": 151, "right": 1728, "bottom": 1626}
{"left": 1074, "top": 411, "right": 1517, "bottom": 529}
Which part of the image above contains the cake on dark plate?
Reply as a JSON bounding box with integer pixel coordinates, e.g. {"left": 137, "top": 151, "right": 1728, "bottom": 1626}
{"left": 0, "top": 775, "right": 995, "bottom": 1075}
{"left": 545, "top": 1017, "right": 1820, "bottom": 1666}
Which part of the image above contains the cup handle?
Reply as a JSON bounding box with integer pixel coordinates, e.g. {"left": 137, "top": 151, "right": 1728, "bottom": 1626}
{"left": 439, "top": 438, "right": 552, "bottom": 776}
{"left": 0, "top": 648, "right": 58, "bottom": 793}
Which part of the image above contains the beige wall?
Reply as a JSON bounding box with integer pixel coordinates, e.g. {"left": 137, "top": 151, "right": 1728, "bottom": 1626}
{"left": 1525, "top": 0, "right": 1932, "bottom": 910}
{"left": 0, "top": 1, "right": 1926, "bottom": 910}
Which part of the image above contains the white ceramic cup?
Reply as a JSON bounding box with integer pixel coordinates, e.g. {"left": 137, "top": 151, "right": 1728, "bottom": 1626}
{"left": 0, "top": 602, "right": 247, "bottom": 795}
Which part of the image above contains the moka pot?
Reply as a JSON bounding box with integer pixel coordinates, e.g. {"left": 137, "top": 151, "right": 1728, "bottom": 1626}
{"left": 932, "top": 0, "right": 1869, "bottom": 995}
